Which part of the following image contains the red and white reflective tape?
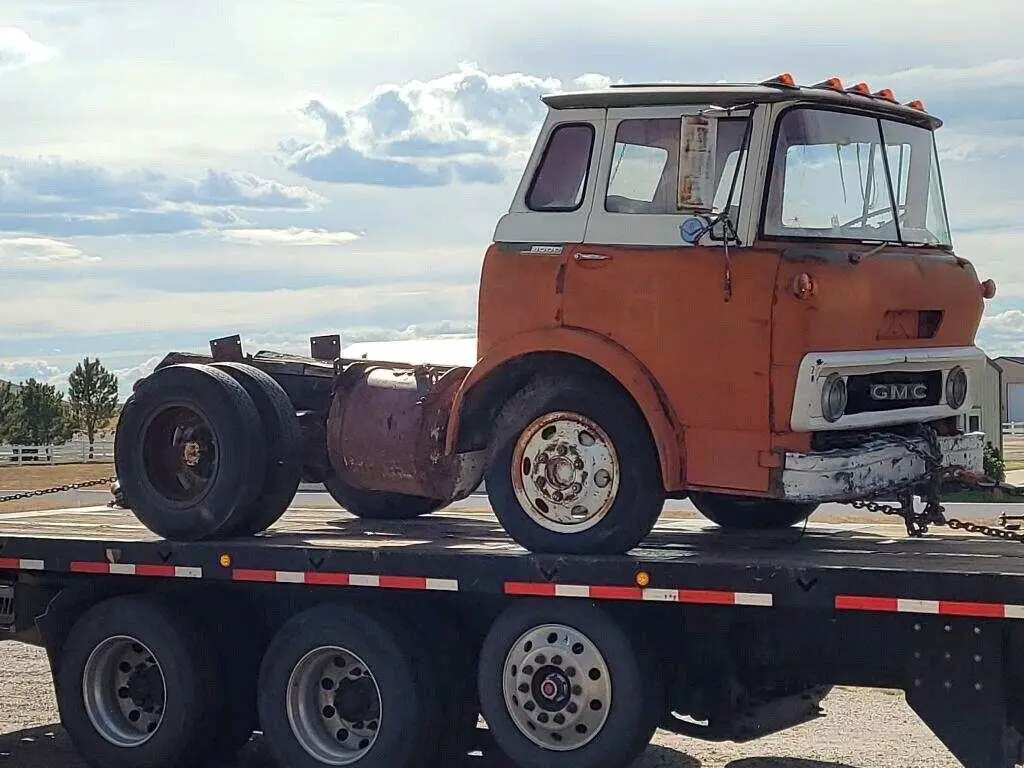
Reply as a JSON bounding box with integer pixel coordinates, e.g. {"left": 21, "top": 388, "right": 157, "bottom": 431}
{"left": 231, "top": 569, "right": 459, "bottom": 592}
{"left": 70, "top": 562, "right": 203, "bottom": 579}
{"left": 504, "top": 581, "right": 773, "bottom": 606}
{"left": 836, "top": 594, "right": 1024, "bottom": 619}
{"left": 0, "top": 557, "right": 44, "bottom": 571}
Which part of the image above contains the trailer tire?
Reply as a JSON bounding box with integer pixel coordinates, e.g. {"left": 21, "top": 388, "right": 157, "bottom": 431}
{"left": 114, "top": 363, "right": 267, "bottom": 541}
{"left": 485, "top": 375, "right": 664, "bottom": 554}
{"left": 210, "top": 362, "right": 302, "bottom": 536}
{"left": 323, "top": 474, "right": 443, "bottom": 519}
{"left": 55, "top": 595, "right": 222, "bottom": 768}
{"left": 257, "top": 603, "right": 442, "bottom": 768}
{"left": 478, "top": 599, "right": 662, "bottom": 768}
{"left": 689, "top": 492, "right": 817, "bottom": 529}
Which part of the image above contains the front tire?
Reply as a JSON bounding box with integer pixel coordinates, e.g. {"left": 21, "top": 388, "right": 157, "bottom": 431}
{"left": 485, "top": 375, "right": 664, "bottom": 554}
{"left": 689, "top": 492, "right": 817, "bottom": 529}
{"left": 477, "top": 599, "right": 662, "bottom": 768}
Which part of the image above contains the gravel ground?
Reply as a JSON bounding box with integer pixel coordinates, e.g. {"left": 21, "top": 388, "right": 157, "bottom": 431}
{"left": 0, "top": 641, "right": 965, "bottom": 768}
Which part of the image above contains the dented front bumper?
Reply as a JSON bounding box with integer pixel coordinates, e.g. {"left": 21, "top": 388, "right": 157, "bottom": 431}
{"left": 778, "top": 431, "right": 986, "bottom": 503}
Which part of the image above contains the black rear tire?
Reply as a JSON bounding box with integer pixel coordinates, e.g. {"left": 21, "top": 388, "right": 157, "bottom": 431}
{"left": 323, "top": 474, "right": 443, "bottom": 519}
{"left": 257, "top": 603, "right": 442, "bottom": 768}
{"left": 114, "top": 363, "right": 267, "bottom": 541}
{"left": 210, "top": 362, "right": 302, "bottom": 536}
{"left": 55, "top": 595, "right": 223, "bottom": 768}
{"left": 485, "top": 374, "right": 664, "bottom": 554}
{"left": 689, "top": 492, "right": 817, "bottom": 529}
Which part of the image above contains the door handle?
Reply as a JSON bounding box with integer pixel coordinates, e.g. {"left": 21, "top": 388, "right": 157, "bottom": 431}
{"left": 574, "top": 252, "right": 612, "bottom": 262}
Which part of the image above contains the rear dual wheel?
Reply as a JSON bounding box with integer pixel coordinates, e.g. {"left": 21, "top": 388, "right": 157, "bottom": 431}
{"left": 257, "top": 603, "right": 476, "bottom": 768}
{"left": 114, "top": 362, "right": 300, "bottom": 541}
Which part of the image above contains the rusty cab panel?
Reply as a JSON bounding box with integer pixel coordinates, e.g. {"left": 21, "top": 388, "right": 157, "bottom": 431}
{"left": 476, "top": 99, "right": 782, "bottom": 495}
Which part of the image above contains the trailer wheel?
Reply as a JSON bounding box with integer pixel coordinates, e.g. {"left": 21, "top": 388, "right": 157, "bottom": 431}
{"left": 478, "top": 599, "right": 662, "bottom": 768}
{"left": 486, "top": 375, "right": 664, "bottom": 554}
{"left": 210, "top": 362, "right": 302, "bottom": 536}
{"left": 114, "top": 363, "right": 267, "bottom": 541}
{"left": 55, "top": 595, "right": 221, "bottom": 768}
{"left": 323, "top": 474, "right": 443, "bottom": 519}
{"left": 257, "top": 604, "right": 441, "bottom": 768}
{"left": 688, "top": 492, "right": 818, "bottom": 529}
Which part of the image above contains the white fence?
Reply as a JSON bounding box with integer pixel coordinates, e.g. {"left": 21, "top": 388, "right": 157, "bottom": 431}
{"left": 1004, "top": 423, "right": 1024, "bottom": 437}
{"left": 1, "top": 439, "right": 114, "bottom": 465}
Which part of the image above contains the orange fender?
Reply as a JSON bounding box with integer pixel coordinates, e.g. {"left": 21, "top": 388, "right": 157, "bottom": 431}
{"left": 444, "top": 327, "right": 684, "bottom": 489}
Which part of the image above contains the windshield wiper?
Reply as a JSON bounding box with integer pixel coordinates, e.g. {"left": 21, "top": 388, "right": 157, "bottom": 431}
{"left": 848, "top": 240, "right": 898, "bottom": 264}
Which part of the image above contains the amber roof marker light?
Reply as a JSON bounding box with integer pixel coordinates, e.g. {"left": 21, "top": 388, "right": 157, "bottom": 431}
{"left": 981, "top": 279, "right": 997, "bottom": 300}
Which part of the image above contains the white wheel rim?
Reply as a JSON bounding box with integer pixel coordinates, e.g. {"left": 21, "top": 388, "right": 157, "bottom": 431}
{"left": 286, "top": 646, "right": 382, "bottom": 765}
{"left": 511, "top": 411, "right": 620, "bottom": 533}
{"left": 82, "top": 635, "right": 167, "bottom": 748}
{"left": 502, "top": 623, "right": 612, "bottom": 751}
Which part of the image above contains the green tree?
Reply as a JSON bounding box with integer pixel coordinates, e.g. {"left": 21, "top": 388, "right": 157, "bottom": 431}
{"left": 6, "top": 379, "right": 74, "bottom": 446}
{"left": 68, "top": 358, "right": 120, "bottom": 458}
{"left": 0, "top": 381, "right": 17, "bottom": 443}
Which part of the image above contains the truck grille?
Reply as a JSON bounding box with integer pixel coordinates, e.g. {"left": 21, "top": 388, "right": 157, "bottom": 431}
{"left": 844, "top": 370, "right": 942, "bottom": 415}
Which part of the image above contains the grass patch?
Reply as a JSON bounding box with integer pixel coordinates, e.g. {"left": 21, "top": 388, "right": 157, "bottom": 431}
{"left": 0, "top": 463, "right": 115, "bottom": 491}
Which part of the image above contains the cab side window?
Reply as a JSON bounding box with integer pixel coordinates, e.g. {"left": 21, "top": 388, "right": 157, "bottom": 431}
{"left": 605, "top": 119, "right": 677, "bottom": 214}
{"left": 526, "top": 123, "right": 595, "bottom": 212}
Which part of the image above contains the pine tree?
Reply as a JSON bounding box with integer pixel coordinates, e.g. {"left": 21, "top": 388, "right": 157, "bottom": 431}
{"left": 68, "top": 358, "right": 120, "bottom": 459}
{"left": 6, "top": 379, "right": 74, "bottom": 446}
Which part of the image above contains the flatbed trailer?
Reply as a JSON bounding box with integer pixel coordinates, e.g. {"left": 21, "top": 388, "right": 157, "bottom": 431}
{"left": 0, "top": 504, "right": 1022, "bottom": 768}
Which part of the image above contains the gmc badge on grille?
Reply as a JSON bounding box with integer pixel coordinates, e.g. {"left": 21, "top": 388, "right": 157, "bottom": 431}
{"left": 868, "top": 382, "right": 928, "bottom": 401}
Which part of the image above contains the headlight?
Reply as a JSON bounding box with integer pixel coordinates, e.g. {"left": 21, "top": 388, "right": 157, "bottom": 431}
{"left": 945, "top": 366, "right": 968, "bottom": 409}
{"left": 821, "top": 373, "right": 847, "bottom": 423}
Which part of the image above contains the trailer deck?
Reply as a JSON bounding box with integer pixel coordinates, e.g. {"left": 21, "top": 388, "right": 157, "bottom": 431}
{"left": 3, "top": 506, "right": 1024, "bottom": 620}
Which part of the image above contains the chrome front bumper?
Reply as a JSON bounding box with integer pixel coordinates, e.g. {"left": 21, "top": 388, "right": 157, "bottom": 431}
{"left": 779, "top": 431, "right": 986, "bottom": 503}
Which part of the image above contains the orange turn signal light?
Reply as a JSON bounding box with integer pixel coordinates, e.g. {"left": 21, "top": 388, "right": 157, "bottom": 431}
{"left": 635, "top": 570, "right": 651, "bottom": 588}
{"left": 905, "top": 99, "right": 926, "bottom": 112}
{"left": 873, "top": 88, "right": 898, "bottom": 103}
{"left": 846, "top": 82, "right": 871, "bottom": 95}
{"left": 981, "top": 279, "right": 997, "bottom": 299}
{"left": 219, "top": 553, "right": 232, "bottom": 568}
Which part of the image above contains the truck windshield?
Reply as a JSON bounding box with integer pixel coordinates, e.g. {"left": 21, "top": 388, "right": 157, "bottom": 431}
{"left": 763, "top": 107, "right": 952, "bottom": 247}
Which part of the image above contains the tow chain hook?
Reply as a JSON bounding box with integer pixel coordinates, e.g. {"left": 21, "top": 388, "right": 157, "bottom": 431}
{"left": 844, "top": 424, "right": 1024, "bottom": 543}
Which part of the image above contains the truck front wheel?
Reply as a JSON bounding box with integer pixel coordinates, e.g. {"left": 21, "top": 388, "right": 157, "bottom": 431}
{"left": 688, "top": 491, "right": 818, "bottom": 529}
{"left": 486, "top": 376, "right": 664, "bottom": 554}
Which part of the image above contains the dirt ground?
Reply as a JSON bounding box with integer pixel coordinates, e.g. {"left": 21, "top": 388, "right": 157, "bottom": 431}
{"left": 0, "top": 640, "right": 967, "bottom": 768}
{"left": 0, "top": 464, "right": 116, "bottom": 512}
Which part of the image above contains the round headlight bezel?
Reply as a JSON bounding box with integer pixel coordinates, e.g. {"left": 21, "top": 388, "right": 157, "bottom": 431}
{"left": 945, "top": 365, "right": 968, "bottom": 409}
{"left": 821, "top": 372, "right": 848, "bottom": 423}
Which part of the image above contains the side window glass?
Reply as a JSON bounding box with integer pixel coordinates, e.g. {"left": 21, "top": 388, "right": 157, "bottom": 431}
{"left": 605, "top": 119, "right": 677, "bottom": 214}
{"left": 526, "top": 123, "right": 595, "bottom": 212}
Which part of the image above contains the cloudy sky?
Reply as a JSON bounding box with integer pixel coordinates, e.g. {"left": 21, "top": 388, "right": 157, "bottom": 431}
{"left": 0, "top": 0, "right": 1022, "bottom": 398}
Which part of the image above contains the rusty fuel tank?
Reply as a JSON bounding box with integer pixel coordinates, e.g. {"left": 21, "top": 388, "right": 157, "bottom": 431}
{"left": 325, "top": 361, "right": 483, "bottom": 502}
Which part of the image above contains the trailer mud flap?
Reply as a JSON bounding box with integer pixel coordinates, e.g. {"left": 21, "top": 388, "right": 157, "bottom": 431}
{"left": 903, "top": 616, "right": 1024, "bottom": 768}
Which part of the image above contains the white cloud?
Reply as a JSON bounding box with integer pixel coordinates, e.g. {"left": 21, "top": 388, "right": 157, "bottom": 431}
{"left": 0, "top": 27, "right": 54, "bottom": 74}
{"left": 0, "top": 236, "right": 100, "bottom": 265}
{"left": 280, "top": 63, "right": 612, "bottom": 187}
{"left": 219, "top": 227, "right": 361, "bottom": 246}
{"left": 0, "top": 359, "right": 62, "bottom": 383}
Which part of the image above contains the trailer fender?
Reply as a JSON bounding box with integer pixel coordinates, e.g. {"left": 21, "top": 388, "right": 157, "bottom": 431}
{"left": 445, "top": 327, "right": 684, "bottom": 489}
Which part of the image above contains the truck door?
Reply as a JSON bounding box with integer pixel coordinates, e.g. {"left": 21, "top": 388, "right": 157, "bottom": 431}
{"left": 560, "top": 105, "right": 782, "bottom": 493}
